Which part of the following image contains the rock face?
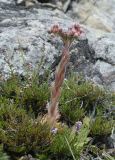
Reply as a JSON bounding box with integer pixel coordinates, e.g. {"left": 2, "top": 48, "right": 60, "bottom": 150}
{"left": 70, "top": 0, "right": 115, "bottom": 34}
{"left": 0, "top": 0, "right": 115, "bottom": 91}
{"left": 0, "top": 1, "right": 72, "bottom": 76}
{"left": 91, "top": 34, "right": 115, "bottom": 91}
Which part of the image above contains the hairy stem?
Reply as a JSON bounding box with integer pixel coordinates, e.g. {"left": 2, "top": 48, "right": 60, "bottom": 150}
{"left": 48, "top": 43, "right": 70, "bottom": 127}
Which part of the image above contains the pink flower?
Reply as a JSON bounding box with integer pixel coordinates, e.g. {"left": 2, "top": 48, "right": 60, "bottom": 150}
{"left": 68, "top": 24, "right": 83, "bottom": 38}
{"left": 49, "top": 23, "right": 83, "bottom": 41}
{"left": 49, "top": 24, "right": 60, "bottom": 34}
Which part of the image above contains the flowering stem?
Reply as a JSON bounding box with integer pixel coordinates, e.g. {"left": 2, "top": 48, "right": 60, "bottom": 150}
{"left": 48, "top": 42, "right": 70, "bottom": 127}
{"left": 47, "top": 24, "right": 82, "bottom": 127}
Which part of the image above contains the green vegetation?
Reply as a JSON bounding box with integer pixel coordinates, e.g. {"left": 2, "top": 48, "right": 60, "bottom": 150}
{"left": 0, "top": 72, "right": 114, "bottom": 160}
{"left": 0, "top": 145, "right": 9, "bottom": 160}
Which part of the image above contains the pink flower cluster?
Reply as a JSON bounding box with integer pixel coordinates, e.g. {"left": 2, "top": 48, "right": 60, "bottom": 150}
{"left": 68, "top": 24, "right": 83, "bottom": 37}
{"left": 49, "top": 24, "right": 83, "bottom": 41}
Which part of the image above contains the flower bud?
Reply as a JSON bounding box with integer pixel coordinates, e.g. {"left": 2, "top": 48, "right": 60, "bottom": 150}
{"left": 75, "top": 121, "right": 82, "bottom": 131}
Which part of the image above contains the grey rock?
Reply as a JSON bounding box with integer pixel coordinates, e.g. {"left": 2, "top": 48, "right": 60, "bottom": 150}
{"left": 0, "top": 1, "right": 115, "bottom": 91}
{"left": 92, "top": 34, "right": 115, "bottom": 65}
{"left": 0, "top": 1, "right": 72, "bottom": 78}
{"left": 70, "top": 0, "right": 115, "bottom": 34}
{"left": 91, "top": 34, "right": 115, "bottom": 91}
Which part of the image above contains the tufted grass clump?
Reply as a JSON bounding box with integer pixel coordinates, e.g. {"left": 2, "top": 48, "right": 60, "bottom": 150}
{"left": 90, "top": 117, "right": 114, "bottom": 136}
{"left": 50, "top": 117, "right": 90, "bottom": 160}
{"left": 0, "top": 72, "right": 114, "bottom": 159}
{"left": 20, "top": 82, "right": 49, "bottom": 117}
{"left": 60, "top": 75, "right": 113, "bottom": 125}
{"left": 0, "top": 145, "right": 9, "bottom": 160}
{"left": 0, "top": 74, "right": 50, "bottom": 117}
{"left": 0, "top": 99, "right": 51, "bottom": 158}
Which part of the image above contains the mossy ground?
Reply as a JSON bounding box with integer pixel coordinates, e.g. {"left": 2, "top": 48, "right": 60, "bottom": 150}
{"left": 0, "top": 72, "right": 115, "bottom": 160}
